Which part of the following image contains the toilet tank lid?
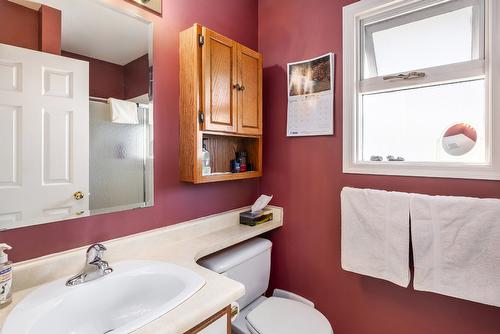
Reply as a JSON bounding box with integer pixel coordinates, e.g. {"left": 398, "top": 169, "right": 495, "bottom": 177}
{"left": 198, "top": 238, "right": 272, "bottom": 274}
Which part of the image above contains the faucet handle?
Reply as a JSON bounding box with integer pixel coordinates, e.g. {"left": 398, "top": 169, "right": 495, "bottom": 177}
{"left": 86, "top": 243, "right": 107, "bottom": 263}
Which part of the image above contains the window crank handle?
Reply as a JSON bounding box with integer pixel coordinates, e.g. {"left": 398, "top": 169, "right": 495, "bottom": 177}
{"left": 383, "top": 71, "right": 426, "bottom": 81}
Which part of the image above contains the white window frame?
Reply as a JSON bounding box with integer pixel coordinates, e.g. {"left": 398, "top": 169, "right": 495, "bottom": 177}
{"left": 343, "top": 0, "right": 500, "bottom": 180}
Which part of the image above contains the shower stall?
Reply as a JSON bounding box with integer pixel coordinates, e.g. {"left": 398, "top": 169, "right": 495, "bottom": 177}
{"left": 89, "top": 98, "right": 153, "bottom": 214}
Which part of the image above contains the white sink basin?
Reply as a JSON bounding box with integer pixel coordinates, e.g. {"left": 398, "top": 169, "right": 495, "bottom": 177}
{"left": 2, "top": 260, "right": 205, "bottom": 334}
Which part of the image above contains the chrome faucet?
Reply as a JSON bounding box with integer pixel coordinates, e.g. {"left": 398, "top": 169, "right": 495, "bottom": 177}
{"left": 66, "top": 243, "right": 113, "bottom": 286}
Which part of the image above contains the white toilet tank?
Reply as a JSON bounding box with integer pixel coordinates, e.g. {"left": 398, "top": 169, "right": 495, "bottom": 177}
{"left": 198, "top": 238, "right": 272, "bottom": 309}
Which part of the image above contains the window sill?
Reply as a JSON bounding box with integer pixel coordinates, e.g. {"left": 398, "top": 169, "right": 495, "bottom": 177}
{"left": 343, "top": 161, "right": 500, "bottom": 180}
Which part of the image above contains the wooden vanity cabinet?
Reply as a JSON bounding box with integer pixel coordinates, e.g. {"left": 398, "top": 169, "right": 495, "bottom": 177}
{"left": 180, "top": 24, "right": 263, "bottom": 183}
{"left": 185, "top": 306, "right": 231, "bottom": 334}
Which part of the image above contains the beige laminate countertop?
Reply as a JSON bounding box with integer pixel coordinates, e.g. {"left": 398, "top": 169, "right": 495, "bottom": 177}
{"left": 0, "top": 206, "right": 283, "bottom": 333}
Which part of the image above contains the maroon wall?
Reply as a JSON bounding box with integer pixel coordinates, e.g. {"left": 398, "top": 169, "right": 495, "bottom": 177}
{"left": 259, "top": 0, "right": 500, "bottom": 333}
{"left": 0, "top": 1, "right": 39, "bottom": 51}
{"left": 124, "top": 54, "right": 149, "bottom": 99}
{"left": 61, "top": 52, "right": 149, "bottom": 100}
{"left": 2, "top": 0, "right": 259, "bottom": 262}
{"left": 38, "top": 5, "right": 61, "bottom": 55}
{"left": 0, "top": 1, "right": 61, "bottom": 54}
{"left": 62, "top": 50, "right": 126, "bottom": 99}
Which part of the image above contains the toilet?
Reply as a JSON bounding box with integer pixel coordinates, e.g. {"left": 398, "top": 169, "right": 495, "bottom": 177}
{"left": 198, "top": 238, "right": 333, "bottom": 334}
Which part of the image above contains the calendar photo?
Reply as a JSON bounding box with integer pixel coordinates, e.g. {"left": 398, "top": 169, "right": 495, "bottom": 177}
{"left": 287, "top": 53, "right": 334, "bottom": 137}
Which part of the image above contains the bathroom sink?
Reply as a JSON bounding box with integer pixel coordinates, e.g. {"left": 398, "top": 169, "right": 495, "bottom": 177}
{"left": 2, "top": 260, "right": 205, "bottom": 334}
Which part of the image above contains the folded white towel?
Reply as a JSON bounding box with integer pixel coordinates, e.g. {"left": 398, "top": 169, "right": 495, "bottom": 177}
{"left": 341, "top": 187, "right": 410, "bottom": 287}
{"left": 410, "top": 193, "right": 500, "bottom": 307}
{"left": 108, "top": 98, "right": 138, "bottom": 124}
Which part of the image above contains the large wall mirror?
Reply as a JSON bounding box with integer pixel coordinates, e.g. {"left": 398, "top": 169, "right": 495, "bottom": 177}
{"left": 0, "top": 0, "right": 154, "bottom": 230}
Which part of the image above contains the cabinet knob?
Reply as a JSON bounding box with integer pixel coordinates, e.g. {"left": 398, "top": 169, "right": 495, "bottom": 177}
{"left": 231, "top": 304, "right": 239, "bottom": 318}
{"left": 240, "top": 85, "right": 245, "bottom": 91}
{"left": 233, "top": 83, "right": 241, "bottom": 90}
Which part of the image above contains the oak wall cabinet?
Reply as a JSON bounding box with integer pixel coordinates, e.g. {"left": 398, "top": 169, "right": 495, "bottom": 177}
{"left": 180, "top": 23, "right": 263, "bottom": 184}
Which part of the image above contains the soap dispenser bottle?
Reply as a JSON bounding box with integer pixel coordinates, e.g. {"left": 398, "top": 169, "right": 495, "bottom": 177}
{"left": 0, "top": 244, "right": 13, "bottom": 308}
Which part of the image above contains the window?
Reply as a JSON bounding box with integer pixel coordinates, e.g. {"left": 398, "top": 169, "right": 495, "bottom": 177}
{"left": 343, "top": 0, "right": 500, "bottom": 179}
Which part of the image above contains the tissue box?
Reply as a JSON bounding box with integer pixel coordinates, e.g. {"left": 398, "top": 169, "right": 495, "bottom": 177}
{"left": 240, "top": 209, "right": 273, "bottom": 226}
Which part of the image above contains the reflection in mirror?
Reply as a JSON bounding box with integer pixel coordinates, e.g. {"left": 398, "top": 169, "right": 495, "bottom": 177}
{"left": 129, "top": 0, "right": 162, "bottom": 15}
{"left": 442, "top": 123, "right": 477, "bottom": 157}
{"left": 0, "top": 0, "right": 154, "bottom": 230}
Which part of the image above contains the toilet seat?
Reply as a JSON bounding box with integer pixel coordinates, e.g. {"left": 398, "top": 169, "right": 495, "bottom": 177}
{"left": 246, "top": 297, "right": 333, "bottom": 334}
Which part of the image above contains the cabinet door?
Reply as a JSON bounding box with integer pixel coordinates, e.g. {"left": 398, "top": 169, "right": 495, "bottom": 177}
{"left": 237, "top": 45, "right": 262, "bottom": 135}
{"left": 186, "top": 306, "right": 230, "bottom": 334}
{"left": 202, "top": 28, "right": 238, "bottom": 133}
{"left": 197, "top": 313, "right": 228, "bottom": 334}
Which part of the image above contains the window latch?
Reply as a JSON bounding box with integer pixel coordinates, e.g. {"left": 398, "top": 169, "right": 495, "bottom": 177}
{"left": 383, "top": 71, "right": 426, "bottom": 81}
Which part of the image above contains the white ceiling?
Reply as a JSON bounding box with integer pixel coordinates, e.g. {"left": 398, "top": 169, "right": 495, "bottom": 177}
{"left": 36, "top": 0, "right": 151, "bottom": 65}
{"left": 9, "top": 0, "right": 41, "bottom": 10}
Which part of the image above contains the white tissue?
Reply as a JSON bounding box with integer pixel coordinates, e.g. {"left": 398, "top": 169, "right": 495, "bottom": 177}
{"left": 251, "top": 194, "right": 273, "bottom": 213}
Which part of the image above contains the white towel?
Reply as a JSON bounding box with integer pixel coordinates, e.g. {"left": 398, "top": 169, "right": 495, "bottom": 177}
{"left": 341, "top": 187, "right": 410, "bottom": 287}
{"left": 108, "top": 98, "right": 138, "bottom": 124}
{"left": 410, "top": 193, "right": 500, "bottom": 307}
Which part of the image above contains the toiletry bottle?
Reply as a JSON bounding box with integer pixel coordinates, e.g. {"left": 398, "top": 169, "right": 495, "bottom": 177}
{"left": 0, "top": 244, "right": 13, "bottom": 308}
{"left": 237, "top": 151, "right": 247, "bottom": 172}
{"left": 202, "top": 141, "right": 211, "bottom": 176}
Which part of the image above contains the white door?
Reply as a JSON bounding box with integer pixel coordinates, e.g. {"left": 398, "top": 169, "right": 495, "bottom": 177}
{"left": 0, "top": 43, "right": 89, "bottom": 229}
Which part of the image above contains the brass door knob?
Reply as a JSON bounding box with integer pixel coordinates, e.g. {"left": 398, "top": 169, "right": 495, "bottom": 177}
{"left": 74, "top": 191, "right": 84, "bottom": 200}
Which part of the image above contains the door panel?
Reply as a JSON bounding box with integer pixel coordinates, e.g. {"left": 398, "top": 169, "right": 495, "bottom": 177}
{"left": 0, "top": 61, "right": 21, "bottom": 91}
{"left": 42, "top": 109, "right": 73, "bottom": 184}
{"left": 0, "top": 43, "right": 89, "bottom": 229}
{"left": 0, "top": 105, "right": 20, "bottom": 187}
{"left": 238, "top": 45, "right": 262, "bottom": 135}
{"left": 42, "top": 68, "right": 73, "bottom": 98}
{"left": 202, "top": 28, "right": 237, "bottom": 133}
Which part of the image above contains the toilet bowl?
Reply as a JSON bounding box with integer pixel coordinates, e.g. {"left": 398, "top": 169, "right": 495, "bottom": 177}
{"left": 198, "top": 238, "right": 333, "bottom": 334}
